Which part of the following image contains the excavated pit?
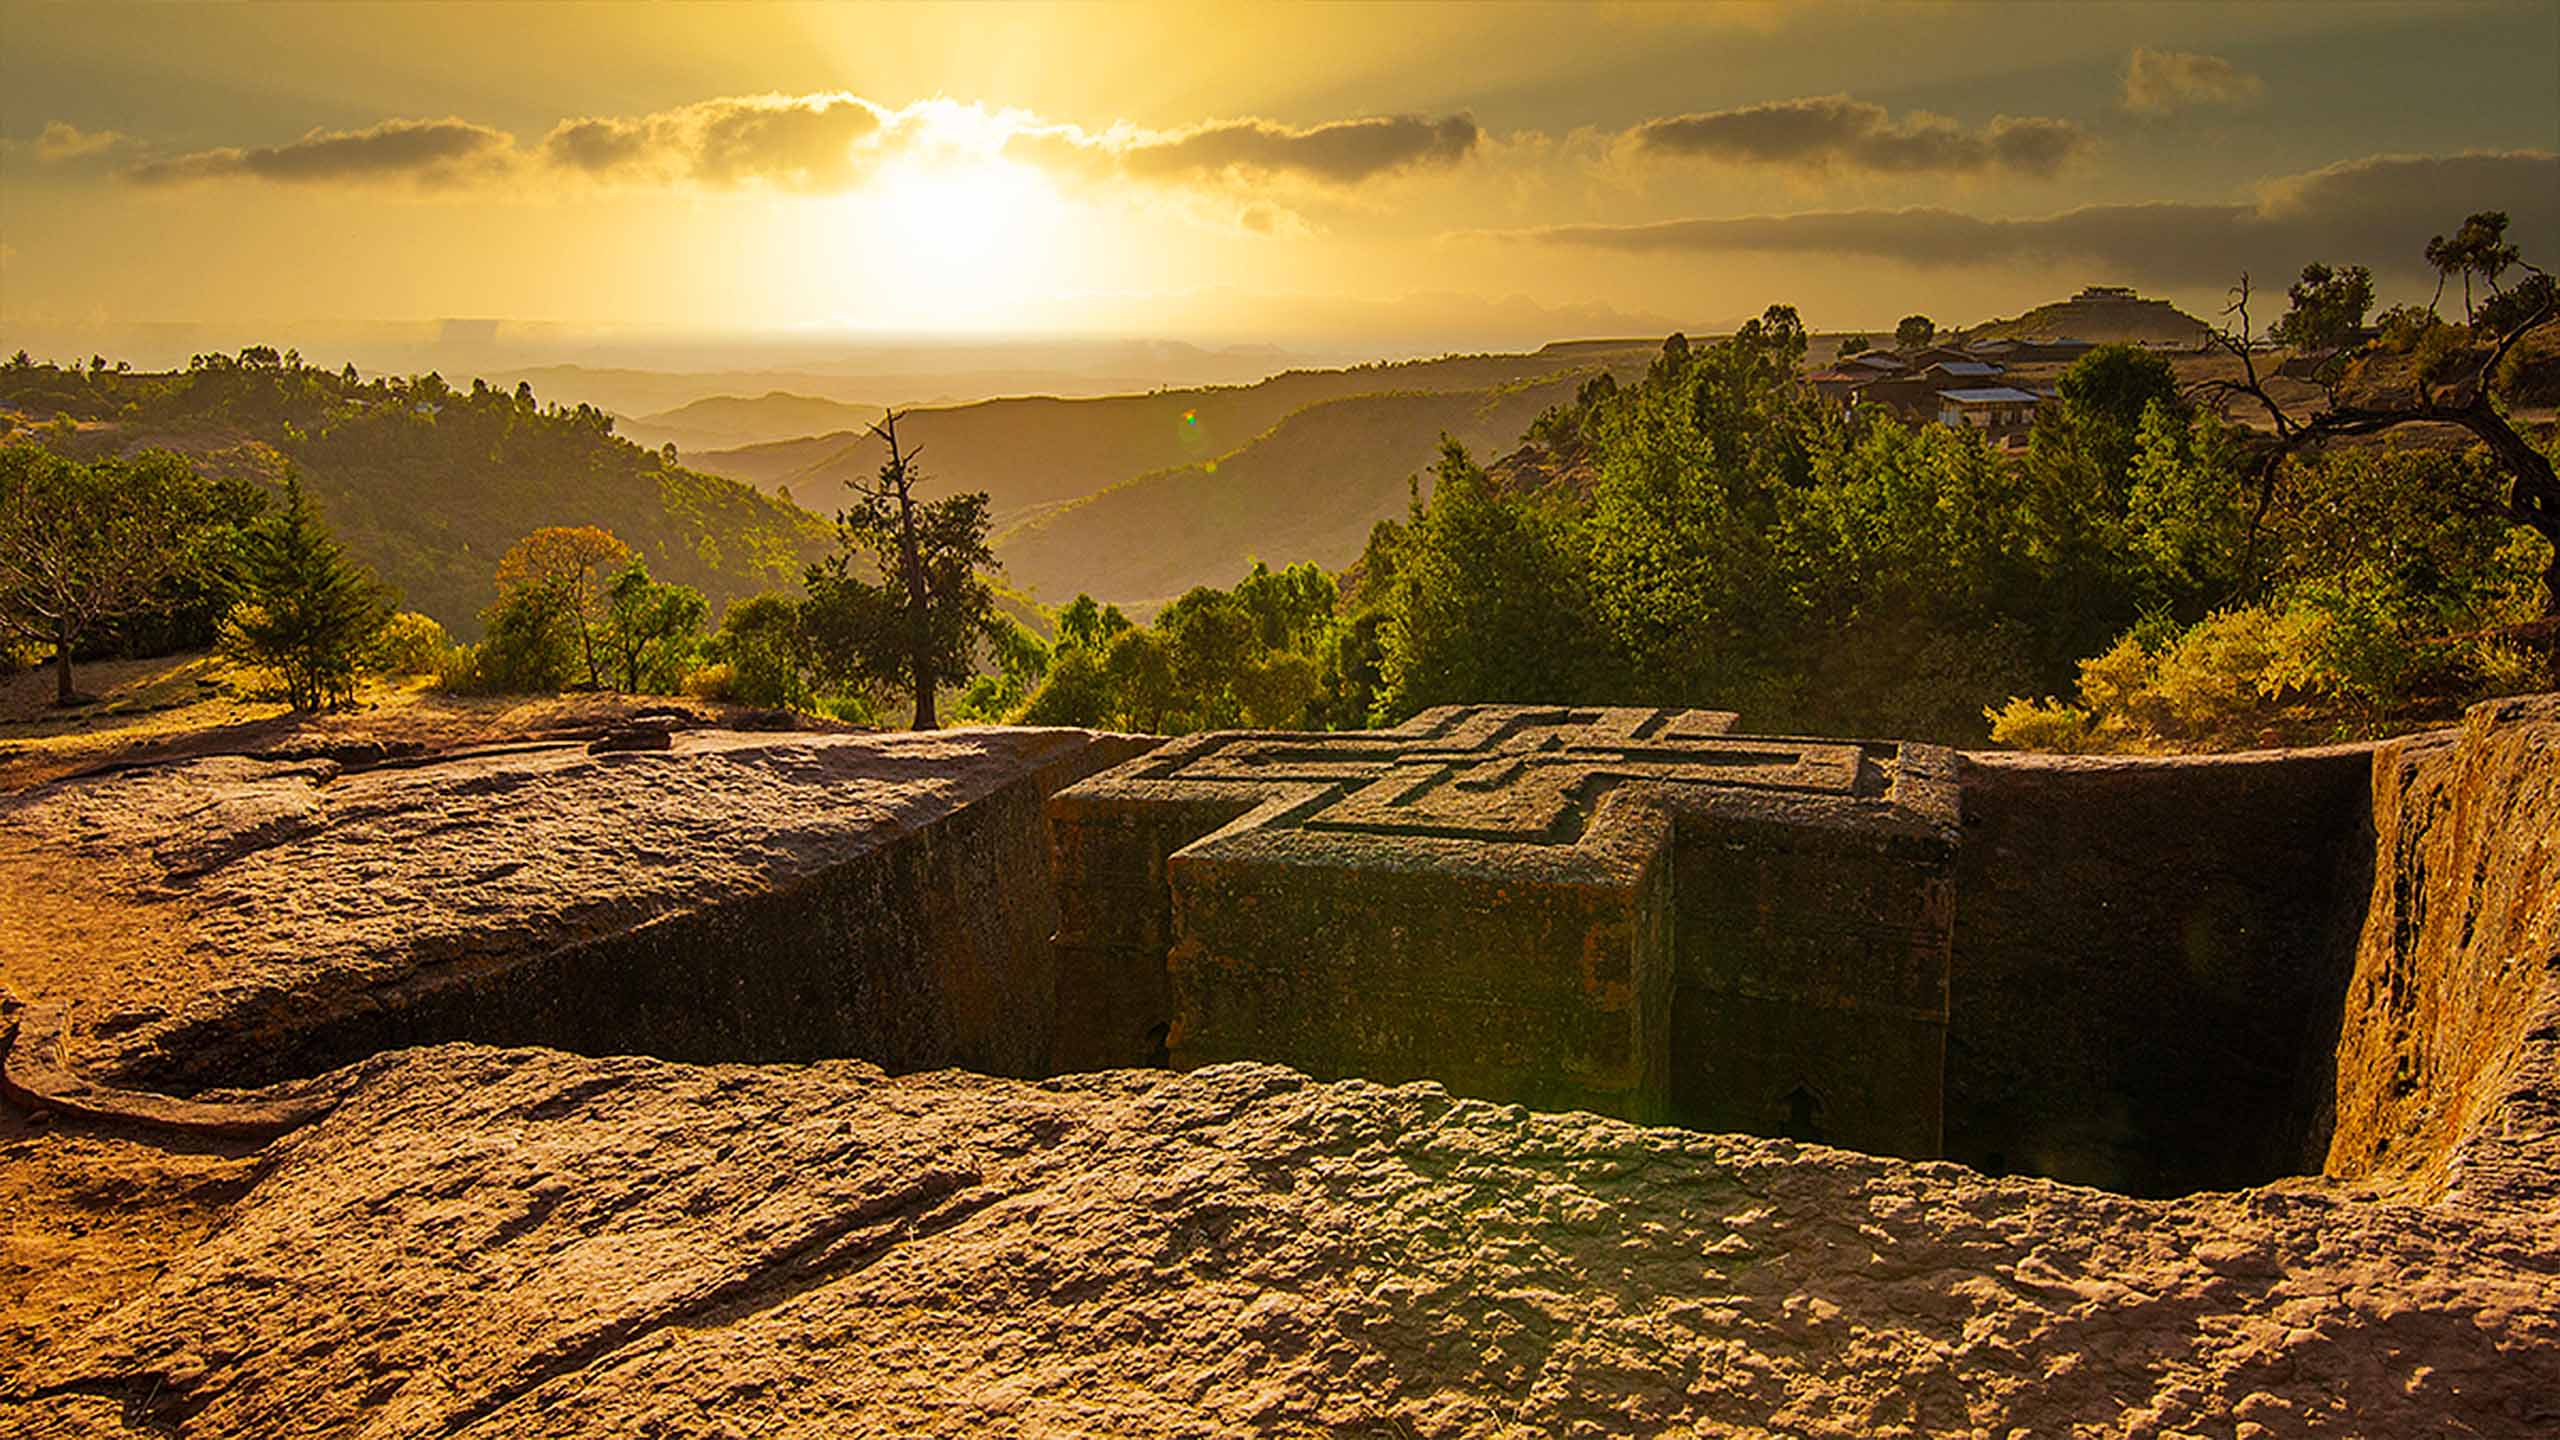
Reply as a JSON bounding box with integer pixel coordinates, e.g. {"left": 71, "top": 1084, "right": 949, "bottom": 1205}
{"left": 7, "top": 700, "right": 2554, "bottom": 1203}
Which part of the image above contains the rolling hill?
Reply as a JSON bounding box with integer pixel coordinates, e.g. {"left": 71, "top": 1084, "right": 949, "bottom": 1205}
{"left": 691, "top": 342, "right": 1661, "bottom": 523}
{"left": 991, "top": 371, "right": 1614, "bottom": 607}
{"left": 1966, "top": 288, "right": 2213, "bottom": 346}
{"left": 0, "top": 357, "right": 830, "bottom": 637}
{"left": 618, "top": 392, "right": 885, "bottom": 453}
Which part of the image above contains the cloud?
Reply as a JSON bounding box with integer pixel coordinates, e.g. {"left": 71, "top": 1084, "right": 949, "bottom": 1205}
{"left": 1011, "top": 113, "right": 1480, "bottom": 186}
{"left": 1466, "top": 150, "right": 2560, "bottom": 287}
{"left": 2124, "top": 48, "right": 2265, "bottom": 113}
{"left": 35, "top": 121, "right": 129, "bottom": 165}
{"left": 1631, "top": 95, "right": 2092, "bottom": 178}
{"left": 124, "top": 118, "right": 517, "bottom": 187}
{"left": 542, "top": 93, "right": 892, "bottom": 189}
{"left": 2, "top": 121, "right": 134, "bottom": 179}
{"left": 81, "top": 93, "right": 1471, "bottom": 199}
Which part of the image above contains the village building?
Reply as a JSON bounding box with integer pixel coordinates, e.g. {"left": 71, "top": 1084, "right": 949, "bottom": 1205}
{"left": 1917, "top": 359, "right": 2003, "bottom": 385}
{"left": 1935, "top": 385, "right": 2042, "bottom": 447}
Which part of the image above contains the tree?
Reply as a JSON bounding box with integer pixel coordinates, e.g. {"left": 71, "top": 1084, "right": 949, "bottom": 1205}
{"left": 2425, "top": 211, "right": 2521, "bottom": 322}
{"left": 2266, "top": 263, "right": 2374, "bottom": 352}
{"left": 598, "top": 560, "right": 708, "bottom": 694}
{"left": 492, "top": 525, "right": 635, "bottom": 688}
{"left": 473, "top": 583, "right": 582, "bottom": 692}
{"left": 803, "top": 410, "right": 998, "bottom": 728}
{"left": 1099, "top": 626, "right": 1176, "bottom": 732}
{"left": 2039, "top": 343, "right": 2188, "bottom": 499}
{"left": 1838, "top": 335, "right": 1870, "bottom": 357}
{"left": 1383, "top": 439, "right": 1615, "bottom": 717}
{"left": 956, "top": 614, "right": 1052, "bottom": 721}
{"left": 0, "top": 446, "right": 228, "bottom": 704}
{"left": 1054, "top": 593, "right": 1132, "bottom": 652}
{"left": 2477, "top": 270, "right": 2558, "bottom": 339}
{"left": 704, "top": 592, "right": 817, "bottom": 709}
{"left": 218, "top": 476, "right": 389, "bottom": 710}
{"left": 2203, "top": 222, "right": 2560, "bottom": 620}
{"left": 1896, "top": 315, "right": 1937, "bottom": 349}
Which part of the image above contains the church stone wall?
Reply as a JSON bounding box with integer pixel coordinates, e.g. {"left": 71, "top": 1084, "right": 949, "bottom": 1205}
{"left": 1046, "top": 706, "right": 1961, "bottom": 1153}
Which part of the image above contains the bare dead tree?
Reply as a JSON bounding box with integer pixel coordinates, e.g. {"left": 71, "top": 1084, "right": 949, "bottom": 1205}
{"left": 806, "top": 409, "right": 996, "bottom": 730}
{"left": 2195, "top": 266, "right": 2559, "bottom": 621}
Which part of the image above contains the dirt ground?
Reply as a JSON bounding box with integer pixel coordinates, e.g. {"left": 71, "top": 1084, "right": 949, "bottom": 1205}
{"left": 0, "top": 652, "right": 851, "bottom": 792}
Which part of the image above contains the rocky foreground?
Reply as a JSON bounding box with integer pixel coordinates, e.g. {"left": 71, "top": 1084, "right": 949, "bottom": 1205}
{"left": 8, "top": 1047, "right": 2558, "bottom": 1439}
{"left": 4, "top": 698, "right": 2557, "bottom": 1437}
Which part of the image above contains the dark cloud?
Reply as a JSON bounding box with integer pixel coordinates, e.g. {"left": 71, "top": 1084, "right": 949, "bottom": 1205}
{"left": 1016, "top": 113, "right": 1479, "bottom": 185}
{"left": 2124, "top": 48, "right": 2265, "bottom": 113}
{"left": 124, "top": 118, "right": 515, "bottom": 187}
{"left": 543, "top": 94, "right": 890, "bottom": 189}
{"left": 1474, "top": 151, "right": 2559, "bottom": 287}
{"left": 541, "top": 118, "right": 654, "bottom": 176}
{"left": 1632, "top": 96, "right": 2092, "bottom": 178}
{"left": 85, "top": 96, "right": 1473, "bottom": 196}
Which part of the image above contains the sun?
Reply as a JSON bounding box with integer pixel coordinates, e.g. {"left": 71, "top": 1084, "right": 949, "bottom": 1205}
{"left": 840, "top": 152, "right": 1071, "bottom": 328}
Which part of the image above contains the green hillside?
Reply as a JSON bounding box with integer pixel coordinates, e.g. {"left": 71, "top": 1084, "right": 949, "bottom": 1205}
{"left": 0, "top": 351, "right": 830, "bottom": 636}
{"left": 994, "top": 372, "right": 1605, "bottom": 607}
{"left": 693, "top": 344, "right": 1661, "bottom": 524}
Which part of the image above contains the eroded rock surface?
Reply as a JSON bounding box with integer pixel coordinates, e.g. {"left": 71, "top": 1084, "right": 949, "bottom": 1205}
{"left": 5, "top": 698, "right": 2557, "bottom": 1437}
{"left": 12, "top": 1046, "right": 2560, "bottom": 1439}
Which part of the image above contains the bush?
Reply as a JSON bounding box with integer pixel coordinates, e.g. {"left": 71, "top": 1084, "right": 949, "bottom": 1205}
{"left": 1984, "top": 696, "right": 2094, "bottom": 753}
{"left": 364, "top": 611, "right": 452, "bottom": 677}
{"left": 680, "top": 662, "right": 736, "bottom": 701}
{"left": 434, "top": 641, "right": 482, "bottom": 692}
{"left": 813, "top": 692, "right": 883, "bottom": 726}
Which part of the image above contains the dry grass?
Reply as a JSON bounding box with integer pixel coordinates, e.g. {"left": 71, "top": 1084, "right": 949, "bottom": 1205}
{"left": 0, "top": 651, "right": 851, "bottom": 794}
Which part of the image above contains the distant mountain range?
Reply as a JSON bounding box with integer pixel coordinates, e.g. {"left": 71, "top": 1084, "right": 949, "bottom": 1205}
{"left": 619, "top": 393, "right": 885, "bottom": 453}
{"left": 690, "top": 343, "right": 1658, "bottom": 520}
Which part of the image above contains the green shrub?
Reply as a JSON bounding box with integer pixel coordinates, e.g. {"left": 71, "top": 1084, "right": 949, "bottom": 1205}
{"left": 434, "top": 641, "right": 481, "bottom": 692}
{"left": 1983, "top": 696, "right": 2094, "bottom": 753}
{"left": 680, "top": 662, "right": 736, "bottom": 701}
{"left": 364, "top": 611, "right": 452, "bottom": 677}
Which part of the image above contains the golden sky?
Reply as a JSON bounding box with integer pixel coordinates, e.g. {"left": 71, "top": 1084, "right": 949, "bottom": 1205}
{"left": 3, "top": 1, "right": 2555, "bottom": 354}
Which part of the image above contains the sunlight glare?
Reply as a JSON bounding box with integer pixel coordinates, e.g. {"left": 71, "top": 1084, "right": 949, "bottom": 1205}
{"left": 837, "top": 146, "right": 1071, "bottom": 329}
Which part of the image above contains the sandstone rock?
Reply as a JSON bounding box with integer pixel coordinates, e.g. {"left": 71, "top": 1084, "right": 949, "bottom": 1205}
{"left": 10, "top": 1045, "right": 2558, "bottom": 1439}
{"left": 0, "top": 726, "right": 1151, "bottom": 1090}
{"left": 3, "top": 698, "right": 2557, "bottom": 1437}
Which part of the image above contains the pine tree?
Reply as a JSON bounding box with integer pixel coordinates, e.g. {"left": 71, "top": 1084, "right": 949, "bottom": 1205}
{"left": 221, "top": 476, "right": 388, "bottom": 710}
